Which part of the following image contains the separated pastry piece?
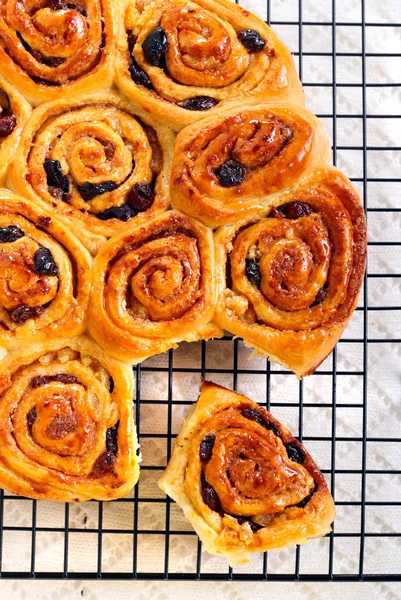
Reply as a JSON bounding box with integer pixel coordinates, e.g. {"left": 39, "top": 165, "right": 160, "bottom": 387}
{"left": 159, "top": 380, "right": 335, "bottom": 566}
{"left": 0, "top": 336, "right": 139, "bottom": 502}
{"left": 89, "top": 210, "right": 222, "bottom": 363}
{"left": 0, "top": 0, "right": 116, "bottom": 106}
{"left": 0, "top": 75, "right": 31, "bottom": 184}
{"left": 214, "top": 168, "right": 367, "bottom": 377}
{"left": 115, "top": 0, "right": 304, "bottom": 131}
{"left": 8, "top": 92, "right": 174, "bottom": 255}
{"left": 171, "top": 103, "right": 331, "bottom": 228}
{"left": 0, "top": 190, "right": 91, "bottom": 350}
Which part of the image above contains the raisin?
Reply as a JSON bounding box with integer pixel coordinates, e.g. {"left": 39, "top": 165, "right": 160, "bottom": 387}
{"left": 277, "top": 202, "right": 313, "bottom": 219}
{"left": 241, "top": 407, "right": 265, "bottom": 427}
{"left": 44, "top": 160, "right": 69, "bottom": 192}
{"left": 91, "top": 451, "right": 116, "bottom": 478}
{"left": 77, "top": 180, "right": 117, "bottom": 201}
{"left": 201, "top": 482, "right": 220, "bottom": 512}
{"left": 43, "top": 56, "right": 65, "bottom": 67}
{"left": 216, "top": 159, "right": 245, "bottom": 187}
{"left": 311, "top": 287, "right": 328, "bottom": 307}
{"left": 0, "top": 113, "right": 16, "bottom": 137}
{"left": 182, "top": 96, "right": 218, "bottom": 111}
{"left": 285, "top": 442, "right": 305, "bottom": 464}
{"left": 10, "top": 305, "right": 44, "bottom": 323}
{"left": 49, "top": 0, "right": 67, "bottom": 8}
{"left": 265, "top": 422, "right": 281, "bottom": 438}
{"left": 297, "top": 483, "right": 317, "bottom": 508}
{"left": 32, "top": 76, "right": 59, "bottom": 86}
{"left": 199, "top": 435, "right": 215, "bottom": 462}
{"left": 127, "top": 183, "right": 155, "bottom": 212}
{"left": 96, "top": 204, "right": 137, "bottom": 221}
{"left": 27, "top": 407, "right": 37, "bottom": 429}
{"left": 106, "top": 421, "right": 119, "bottom": 455}
{"left": 142, "top": 27, "right": 168, "bottom": 67}
{"left": 31, "top": 374, "right": 81, "bottom": 388}
{"left": 0, "top": 225, "right": 24, "bottom": 243}
{"left": 33, "top": 247, "right": 59, "bottom": 276}
{"left": 127, "top": 30, "right": 137, "bottom": 53}
{"left": 246, "top": 258, "right": 261, "bottom": 287}
{"left": 129, "top": 59, "right": 153, "bottom": 89}
{"left": 238, "top": 29, "right": 266, "bottom": 52}
{"left": 29, "top": 48, "right": 44, "bottom": 62}
{"left": 38, "top": 216, "right": 52, "bottom": 228}
{"left": 236, "top": 516, "right": 263, "bottom": 532}
{"left": 109, "top": 376, "right": 114, "bottom": 393}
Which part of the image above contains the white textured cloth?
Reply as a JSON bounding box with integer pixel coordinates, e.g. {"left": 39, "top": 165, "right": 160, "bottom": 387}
{"left": 1, "top": 0, "right": 400, "bottom": 597}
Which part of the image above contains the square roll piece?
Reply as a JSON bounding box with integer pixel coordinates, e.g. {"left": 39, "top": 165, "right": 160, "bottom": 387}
{"left": 159, "top": 380, "right": 335, "bottom": 566}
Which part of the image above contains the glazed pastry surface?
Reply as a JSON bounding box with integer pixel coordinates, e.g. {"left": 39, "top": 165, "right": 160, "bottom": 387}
{"left": 0, "top": 0, "right": 116, "bottom": 106}
{"left": 89, "top": 210, "right": 222, "bottom": 363}
{"left": 0, "top": 189, "right": 91, "bottom": 349}
{"left": 214, "top": 168, "right": 367, "bottom": 376}
{"left": 115, "top": 0, "right": 304, "bottom": 130}
{"left": 159, "top": 380, "right": 335, "bottom": 565}
{"left": 0, "top": 336, "right": 140, "bottom": 502}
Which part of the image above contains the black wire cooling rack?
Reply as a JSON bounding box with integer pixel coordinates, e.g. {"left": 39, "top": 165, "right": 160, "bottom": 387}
{"left": 0, "top": 0, "right": 400, "bottom": 584}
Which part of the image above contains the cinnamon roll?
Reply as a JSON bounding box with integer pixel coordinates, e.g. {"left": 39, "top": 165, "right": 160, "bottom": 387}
{"left": 159, "top": 380, "right": 335, "bottom": 566}
{"left": 171, "top": 103, "right": 331, "bottom": 228}
{"left": 0, "top": 0, "right": 116, "bottom": 106}
{"left": 115, "top": 0, "right": 304, "bottom": 130}
{"left": 214, "top": 168, "right": 367, "bottom": 376}
{"left": 8, "top": 92, "right": 174, "bottom": 255}
{"left": 0, "top": 189, "right": 91, "bottom": 349}
{"left": 89, "top": 210, "right": 222, "bottom": 363}
{"left": 0, "top": 336, "right": 139, "bottom": 501}
{"left": 0, "top": 75, "right": 31, "bottom": 184}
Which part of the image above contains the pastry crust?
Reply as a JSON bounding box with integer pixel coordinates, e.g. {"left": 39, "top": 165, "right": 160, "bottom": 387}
{"left": 214, "top": 167, "right": 367, "bottom": 376}
{"left": 0, "top": 74, "right": 31, "bottom": 184}
{"left": 171, "top": 102, "right": 331, "bottom": 227}
{"left": 8, "top": 91, "right": 175, "bottom": 255}
{"left": 89, "top": 210, "right": 222, "bottom": 363}
{"left": 0, "top": 0, "right": 116, "bottom": 106}
{"left": 115, "top": 0, "right": 304, "bottom": 131}
{"left": 0, "top": 189, "right": 92, "bottom": 349}
{"left": 159, "top": 380, "right": 335, "bottom": 566}
{"left": 0, "top": 335, "right": 140, "bottom": 502}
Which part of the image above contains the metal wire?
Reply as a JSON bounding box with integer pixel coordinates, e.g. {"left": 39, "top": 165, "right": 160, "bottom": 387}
{"left": 0, "top": 0, "right": 400, "bottom": 583}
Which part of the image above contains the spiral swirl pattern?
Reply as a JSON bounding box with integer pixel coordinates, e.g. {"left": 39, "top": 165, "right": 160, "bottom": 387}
{"left": 89, "top": 210, "right": 221, "bottom": 362}
{"left": 0, "top": 336, "right": 138, "bottom": 501}
{"left": 0, "top": 190, "right": 91, "bottom": 348}
{"left": 159, "top": 381, "right": 336, "bottom": 565}
{"left": 0, "top": 0, "right": 115, "bottom": 105}
{"left": 171, "top": 104, "right": 330, "bottom": 227}
{"left": 115, "top": 0, "right": 303, "bottom": 130}
{"left": 8, "top": 92, "right": 174, "bottom": 254}
{"left": 214, "top": 168, "right": 367, "bottom": 376}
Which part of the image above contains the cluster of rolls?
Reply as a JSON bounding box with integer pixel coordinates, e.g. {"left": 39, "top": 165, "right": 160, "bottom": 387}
{"left": 0, "top": 0, "right": 364, "bottom": 560}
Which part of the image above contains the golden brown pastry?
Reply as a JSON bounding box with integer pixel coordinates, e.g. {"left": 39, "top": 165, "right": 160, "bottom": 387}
{"left": 0, "top": 0, "right": 116, "bottom": 106}
{"left": 0, "top": 75, "right": 31, "bottom": 184}
{"left": 159, "top": 380, "right": 335, "bottom": 566}
{"left": 89, "top": 210, "right": 222, "bottom": 363}
{"left": 214, "top": 167, "right": 367, "bottom": 376}
{"left": 115, "top": 0, "right": 304, "bottom": 131}
{"left": 8, "top": 91, "right": 175, "bottom": 255}
{"left": 0, "top": 189, "right": 91, "bottom": 350}
{"left": 0, "top": 335, "right": 140, "bottom": 502}
{"left": 171, "top": 102, "right": 331, "bottom": 228}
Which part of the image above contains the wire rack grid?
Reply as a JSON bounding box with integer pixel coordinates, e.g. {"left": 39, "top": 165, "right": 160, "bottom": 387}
{"left": 0, "top": 0, "right": 400, "bottom": 584}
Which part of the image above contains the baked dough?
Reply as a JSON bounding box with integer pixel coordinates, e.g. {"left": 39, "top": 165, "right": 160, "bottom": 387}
{"left": 171, "top": 102, "right": 331, "bottom": 227}
{"left": 0, "top": 0, "right": 116, "bottom": 106}
{"left": 159, "top": 380, "right": 335, "bottom": 566}
{"left": 115, "top": 0, "right": 304, "bottom": 131}
{"left": 0, "top": 74, "right": 31, "bottom": 184}
{"left": 8, "top": 91, "right": 175, "bottom": 254}
{"left": 214, "top": 167, "right": 367, "bottom": 376}
{"left": 0, "top": 189, "right": 91, "bottom": 349}
{"left": 89, "top": 210, "right": 222, "bottom": 363}
{"left": 0, "top": 335, "right": 140, "bottom": 502}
